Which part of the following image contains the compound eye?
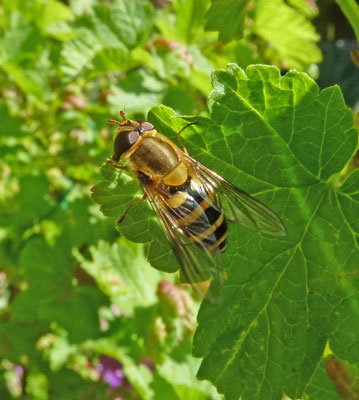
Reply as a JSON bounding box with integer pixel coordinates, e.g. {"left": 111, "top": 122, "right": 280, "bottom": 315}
{"left": 113, "top": 130, "right": 140, "bottom": 161}
{"left": 140, "top": 121, "right": 154, "bottom": 131}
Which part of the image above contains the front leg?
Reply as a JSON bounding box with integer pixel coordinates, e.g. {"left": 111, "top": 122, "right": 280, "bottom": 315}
{"left": 106, "top": 158, "right": 128, "bottom": 170}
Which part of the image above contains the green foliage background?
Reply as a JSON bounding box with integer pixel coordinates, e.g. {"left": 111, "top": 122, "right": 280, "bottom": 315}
{"left": 0, "top": 0, "right": 359, "bottom": 399}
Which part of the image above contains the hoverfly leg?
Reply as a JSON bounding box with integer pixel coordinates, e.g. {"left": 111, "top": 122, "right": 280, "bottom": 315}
{"left": 176, "top": 122, "right": 199, "bottom": 154}
{"left": 117, "top": 194, "right": 147, "bottom": 225}
{"left": 109, "top": 120, "right": 121, "bottom": 125}
{"left": 106, "top": 158, "right": 128, "bottom": 170}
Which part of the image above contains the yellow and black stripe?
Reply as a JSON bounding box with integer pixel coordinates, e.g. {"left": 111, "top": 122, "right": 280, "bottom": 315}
{"left": 167, "top": 182, "right": 228, "bottom": 253}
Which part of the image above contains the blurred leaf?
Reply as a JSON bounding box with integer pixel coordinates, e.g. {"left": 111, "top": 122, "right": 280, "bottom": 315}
{"left": 109, "top": 0, "right": 154, "bottom": 49}
{"left": 254, "top": 0, "right": 322, "bottom": 69}
{"left": 75, "top": 240, "right": 166, "bottom": 314}
{"left": 123, "top": 363, "right": 154, "bottom": 400}
{"left": 108, "top": 69, "right": 168, "bottom": 116}
{"left": 68, "top": 0, "right": 97, "bottom": 16}
{"left": 288, "top": 0, "right": 319, "bottom": 17}
{"left": 2, "top": 0, "right": 73, "bottom": 31}
{"left": 26, "top": 372, "right": 49, "bottom": 400}
{"left": 48, "top": 369, "right": 109, "bottom": 400}
{"left": 0, "top": 174, "right": 50, "bottom": 232}
{"left": 60, "top": 26, "right": 129, "bottom": 79}
{"left": 61, "top": 0, "right": 153, "bottom": 79}
{"left": 0, "top": 101, "right": 24, "bottom": 138}
{"left": 174, "top": 0, "right": 210, "bottom": 44}
{"left": 162, "top": 88, "right": 196, "bottom": 114}
{"left": 0, "top": 321, "right": 45, "bottom": 362}
{"left": 11, "top": 238, "right": 107, "bottom": 343}
{"left": 37, "top": 0, "right": 73, "bottom": 33}
{"left": 204, "top": 40, "right": 258, "bottom": 70}
{"left": 154, "top": 355, "right": 220, "bottom": 399}
{"left": 205, "top": 0, "right": 250, "bottom": 44}
{"left": 0, "top": 13, "right": 51, "bottom": 102}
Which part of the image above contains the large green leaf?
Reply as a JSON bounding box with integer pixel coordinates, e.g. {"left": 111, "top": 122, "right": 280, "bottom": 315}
{"left": 193, "top": 65, "right": 358, "bottom": 400}
{"left": 93, "top": 63, "right": 359, "bottom": 399}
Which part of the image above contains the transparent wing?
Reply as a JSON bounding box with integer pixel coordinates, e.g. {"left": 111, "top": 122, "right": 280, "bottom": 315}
{"left": 185, "top": 154, "right": 287, "bottom": 236}
{"left": 140, "top": 181, "right": 224, "bottom": 301}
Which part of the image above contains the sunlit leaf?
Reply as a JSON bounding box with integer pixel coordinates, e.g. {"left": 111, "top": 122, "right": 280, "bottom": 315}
{"left": 254, "top": 0, "right": 322, "bottom": 69}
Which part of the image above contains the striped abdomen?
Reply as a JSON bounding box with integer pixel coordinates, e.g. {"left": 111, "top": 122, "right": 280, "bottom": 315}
{"left": 166, "top": 180, "right": 228, "bottom": 253}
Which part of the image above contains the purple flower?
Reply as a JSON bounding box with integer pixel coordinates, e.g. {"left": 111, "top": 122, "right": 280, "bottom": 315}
{"left": 98, "top": 354, "right": 124, "bottom": 388}
{"left": 15, "top": 366, "right": 24, "bottom": 376}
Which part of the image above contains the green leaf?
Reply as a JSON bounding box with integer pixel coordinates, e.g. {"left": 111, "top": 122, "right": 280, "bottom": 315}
{"left": 2, "top": 0, "right": 73, "bottom": 31}
{"left": 75, "top": 240, "right": 166, "bottom": 314}
{"left": 205, "top": 0, "right": 250, "bottom": 44}
{"left": 154, "top": 355, "right": 221, "bottom": 399}
{"left": 253, "top": 0, "right": 322, "bottom": 69}
{"left": 192, "top": 64, "right": 358, "bottom": 400}
{"left": 0, "top": 101, "right": 24, "bottom": 138}
{"left": 174, "top": 0, "right": 210, "bottom": 44}
{"left": 109, "top": 0, "right": 154, "bottom": 49}
{"left": 0, "top": 321, "right": 45, "bottom": 362}
{"left": 60, "top": 25, "right": 129, "bottom": 79}
{"left": 60, "top": 0, "right": 154, "bottom": 79}
{"left": 108, "top": 70, "right": 168, "bottom": 115}
{"left": 12, "top": 237, "right": 108, "bottom": 343}
{"left": 47, "top": 369, "right": 102, "bottom": 400}
{"left": 287, "top": 0, "right": 318, "bottom": 18}
{"left": 0, "top": 174, "right": 50, "bottom": 230}
{"left": 94, "top": 63, "right": 359, "bottom": 399}
{"left": 0, "top": 13, "right": 51, "bottom": 102}
{"left": 123, "top": 363, "right": 154, "bottom": 400}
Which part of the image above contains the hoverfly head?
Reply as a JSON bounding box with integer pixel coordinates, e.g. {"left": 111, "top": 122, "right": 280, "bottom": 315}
{"left": 111, "top": 112, "right": 156, "bottom": 161}
{"left": 111, "top": 112, "right": 141, "bottom": 161}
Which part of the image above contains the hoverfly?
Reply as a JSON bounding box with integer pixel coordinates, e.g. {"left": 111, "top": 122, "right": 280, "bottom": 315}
{"left": 107, "top": 112, "right": 286, "bottom": 297}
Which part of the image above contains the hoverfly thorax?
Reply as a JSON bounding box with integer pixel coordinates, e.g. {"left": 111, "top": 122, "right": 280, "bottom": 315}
{"left": 111, "top": 114, "right": 188, "bottom": 187}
